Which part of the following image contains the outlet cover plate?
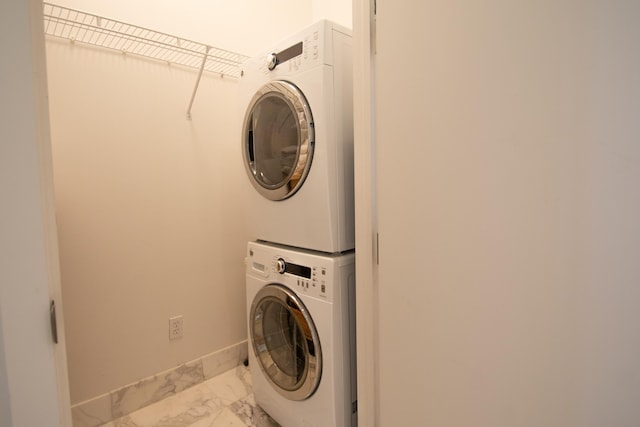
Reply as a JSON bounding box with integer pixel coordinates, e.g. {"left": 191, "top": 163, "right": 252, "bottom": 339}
{"left": 169, "top": 315, "right": 183, "bottom": 340}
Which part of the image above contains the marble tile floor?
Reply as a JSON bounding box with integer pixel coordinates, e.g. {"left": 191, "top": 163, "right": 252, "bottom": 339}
{"left": 100, "top": 365, "right": 280, "bottom": 427}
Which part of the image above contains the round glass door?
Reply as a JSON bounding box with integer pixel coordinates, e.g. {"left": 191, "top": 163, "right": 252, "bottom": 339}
{"left": 250, "top": 284, "right": 322, "bottom": 401}
{"left": 242, "top": 81, "right": 314, "bottom": 201}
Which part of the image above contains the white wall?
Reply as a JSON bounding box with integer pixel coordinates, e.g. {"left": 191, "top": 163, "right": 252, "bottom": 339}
{"left": 372, "top": 1, "right": 640, "bottom": 425}
{"left": 46, "top": 40, "right": 246, "bottom": 403}
{"left": 312, "top": 0, "right": 352, "bottom": 29}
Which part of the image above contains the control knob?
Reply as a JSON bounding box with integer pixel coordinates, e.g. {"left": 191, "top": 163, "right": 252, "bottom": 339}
{"left": 266, "top": 53, "right": 278, "bottom": 70}
{"left": 275, "top": 258, "right": 286, "bottom": 274}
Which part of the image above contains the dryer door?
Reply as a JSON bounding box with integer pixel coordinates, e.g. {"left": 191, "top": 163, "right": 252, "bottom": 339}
{"left": 242, "top": 81, "right": 314, "bottom": 201}
{"left": 250, "top": 284, "right": 322, "bottom": 401}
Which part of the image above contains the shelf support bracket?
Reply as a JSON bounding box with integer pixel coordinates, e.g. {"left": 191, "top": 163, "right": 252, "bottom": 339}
{"left": 186, "top": 46, "right": 210, "bottom": 120}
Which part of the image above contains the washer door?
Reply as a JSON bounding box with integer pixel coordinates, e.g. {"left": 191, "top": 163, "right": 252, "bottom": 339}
{"left": 250, "top": 284, "right": 322, "bottom": 401}
{"left": 242, "top": 81, "right": 314, "bottom": 201}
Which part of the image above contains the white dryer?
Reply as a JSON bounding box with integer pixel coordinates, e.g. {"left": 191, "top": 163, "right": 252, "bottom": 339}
{"left": 239, "top": 20, "right": 354, "bottom": 253}
{"left": 245, "top": 241, "right": 357, "bottom": 427}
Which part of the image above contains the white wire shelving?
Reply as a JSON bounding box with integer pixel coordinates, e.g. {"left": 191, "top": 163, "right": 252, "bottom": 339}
{"left": 43, "top": 3, "right": 248, "bottom": 77}
{"left": 42, "top": 2, "right": 250, "bottom": 118}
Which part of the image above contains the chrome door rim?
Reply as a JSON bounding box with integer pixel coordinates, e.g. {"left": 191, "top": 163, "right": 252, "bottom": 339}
{"left": 250, "top": 284, "right": 322, "bottom": 401}
{"left": 242, "top": 80, "right": 314, "bottom": 201}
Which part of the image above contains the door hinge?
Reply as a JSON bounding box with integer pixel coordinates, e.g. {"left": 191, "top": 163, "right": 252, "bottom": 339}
{"left": 372, "top": 15, "right": 377, "bottom": 55}
{"left": 50, "top": 299, "right": 58, "bottom": 344}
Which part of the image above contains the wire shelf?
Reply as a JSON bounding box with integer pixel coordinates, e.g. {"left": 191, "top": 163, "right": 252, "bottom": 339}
{"left": 42, "top": 2, "right": 248, "bottom": 78}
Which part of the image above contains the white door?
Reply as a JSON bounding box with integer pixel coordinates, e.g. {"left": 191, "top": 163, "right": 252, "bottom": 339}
{"left": 373, "top": 1, "right": 640, "bottom": 426}
{"left": 0, "top": 0, "right": 71, "bottom": 425}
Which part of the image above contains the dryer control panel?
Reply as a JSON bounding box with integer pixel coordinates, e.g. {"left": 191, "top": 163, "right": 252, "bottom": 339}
{"left": 262, "top": 32, "right": 318, "bottom": 74}
{"left": 243, "top": 19, "right": 351, "bottom": 79}
{"left": 265, "top": 42, "right": 303, "bottom": 70}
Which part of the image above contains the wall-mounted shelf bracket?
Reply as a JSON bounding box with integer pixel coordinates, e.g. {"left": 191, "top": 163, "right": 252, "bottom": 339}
{"left": 187, "top": 45, "right": 211, "bottom": 120}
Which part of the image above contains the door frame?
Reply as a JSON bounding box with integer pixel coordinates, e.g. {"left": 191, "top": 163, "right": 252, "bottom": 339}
{"left": 0, "top": 0, "right": 72, "bottom": 425}
{"left": 352, "top": 0, "right": 377, "bottom": 425}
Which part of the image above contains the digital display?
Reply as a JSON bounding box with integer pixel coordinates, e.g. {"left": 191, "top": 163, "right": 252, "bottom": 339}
{"left": 285, "top": 262, "right": 311, "bottom": 279}
{"left": 277, "top": 42, "right": 303, "bottom": 64}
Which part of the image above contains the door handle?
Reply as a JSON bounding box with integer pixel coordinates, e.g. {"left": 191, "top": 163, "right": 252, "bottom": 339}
{"left": 50, "top": 299, "right": 58, "bottom": 344}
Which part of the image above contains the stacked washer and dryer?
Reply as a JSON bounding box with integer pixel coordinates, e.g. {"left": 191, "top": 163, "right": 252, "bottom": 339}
{"left": 239, "top": 21, "right": 357, "bottom": 427}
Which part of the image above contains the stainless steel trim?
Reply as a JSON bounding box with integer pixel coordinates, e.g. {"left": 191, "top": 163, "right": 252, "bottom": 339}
{"left": 250, "top": 284, "right": 322, "bottom": 401}
{"left": 242, "top": 80, "right": 314, "bottom": 201}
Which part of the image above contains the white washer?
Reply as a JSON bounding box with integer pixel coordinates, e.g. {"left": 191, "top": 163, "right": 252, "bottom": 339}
{"left": 239, "top": 20, "right": 354, "bottom": 253}
{"left": 245, "top": 241, "right": 357, "bottom": 427}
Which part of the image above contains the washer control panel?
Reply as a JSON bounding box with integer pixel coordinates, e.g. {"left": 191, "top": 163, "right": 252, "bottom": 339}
{"left": 269, "top": 256, "right": 329, "bottom": 299}
{"left": 246, "top": 241, "right": 352, "bottom": 302}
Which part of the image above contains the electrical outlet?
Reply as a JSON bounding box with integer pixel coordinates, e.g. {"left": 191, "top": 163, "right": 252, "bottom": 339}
{"left": 169, "top": 315, "right": 183, "bottom": 340}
